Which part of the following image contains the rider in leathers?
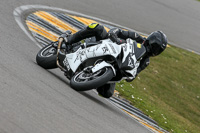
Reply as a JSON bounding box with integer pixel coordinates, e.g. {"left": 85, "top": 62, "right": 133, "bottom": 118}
{"left": 60, "top": 23, "right": 168, "bottom": 98}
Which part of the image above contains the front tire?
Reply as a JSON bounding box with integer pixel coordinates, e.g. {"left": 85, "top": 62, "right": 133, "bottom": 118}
{"left": 36, "top": 44, "right": 57, "bottom": 69}
{"left": 70, "top": 67, "right": 114, "bottom": 91}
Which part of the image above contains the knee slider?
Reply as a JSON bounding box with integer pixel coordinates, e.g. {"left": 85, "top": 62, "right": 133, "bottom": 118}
{"left": 88, "top": 23, "right": 99, "bottom": 29}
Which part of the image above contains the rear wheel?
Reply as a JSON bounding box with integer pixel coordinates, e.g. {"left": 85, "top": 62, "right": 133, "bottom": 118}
{"left": 70, "top": 67, "right": 114, "bottom": 91}
{"left": 36, "top": 44, "right": 57, "bottom": 69}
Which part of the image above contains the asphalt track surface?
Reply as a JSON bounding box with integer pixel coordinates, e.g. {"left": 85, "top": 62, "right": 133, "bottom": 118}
{"left": 0, "top": 0, "right": 200, "bottom": 133}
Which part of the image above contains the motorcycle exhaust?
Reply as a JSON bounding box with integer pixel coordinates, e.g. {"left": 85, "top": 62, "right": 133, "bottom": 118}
{"left": 56, "top": 38, "right": 66, "bottom": 72}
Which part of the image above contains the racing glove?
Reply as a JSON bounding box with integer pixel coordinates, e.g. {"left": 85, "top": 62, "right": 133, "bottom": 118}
{"left": 59, "top": 30, "right": 72, "bottom": 43}
{"left": 108, "top": 32, "right": 121, "bottom": 44}
{"left": 108, "top": 32, "right": 126, "bottom": 44}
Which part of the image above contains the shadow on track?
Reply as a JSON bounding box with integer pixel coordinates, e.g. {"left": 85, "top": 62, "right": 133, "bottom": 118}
{"left": 78, "top": 91, "right": 125, "bottom": 116}
{"left": 35, "top": 62, "right": 127, "bottom": 117}
{"left": 47, "top": 69, "right": 70, "bottom": 85}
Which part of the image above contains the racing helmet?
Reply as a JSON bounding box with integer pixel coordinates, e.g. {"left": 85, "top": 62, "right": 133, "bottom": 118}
{"left": 144, "top": 31, "right": 168, "bottom": 56}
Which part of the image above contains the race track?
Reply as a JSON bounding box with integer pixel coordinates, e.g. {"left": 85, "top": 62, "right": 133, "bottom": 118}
{"left": 0, "top": 0, "right": 200, "bottom": 133}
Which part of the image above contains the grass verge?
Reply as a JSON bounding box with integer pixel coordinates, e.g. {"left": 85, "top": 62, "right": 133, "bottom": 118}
{"left": 116, "top": 45, "right": 200, "bottom": 133}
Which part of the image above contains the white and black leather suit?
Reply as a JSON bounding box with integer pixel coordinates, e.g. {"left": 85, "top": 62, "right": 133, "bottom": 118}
{"left": 64, "top": 23, "right": 150, "bottom": 98}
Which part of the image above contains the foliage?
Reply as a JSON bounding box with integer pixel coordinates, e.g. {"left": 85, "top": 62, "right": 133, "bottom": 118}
{"left": 116, "top": 46, "right": 200, "bottom": 133}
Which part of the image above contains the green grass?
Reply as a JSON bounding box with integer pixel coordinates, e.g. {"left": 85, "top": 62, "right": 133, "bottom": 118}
{"left": 116, "top": 45, "right": 200, "bottom": 133}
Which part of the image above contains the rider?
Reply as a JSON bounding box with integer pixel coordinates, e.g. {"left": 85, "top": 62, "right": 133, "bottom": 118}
{"left": 59, "top": 23, "right": 168, "bottom": 98}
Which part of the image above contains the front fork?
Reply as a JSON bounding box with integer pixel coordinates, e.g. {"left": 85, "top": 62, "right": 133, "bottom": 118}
{"left": 91, "top": 61, "right": 116, "bottom": 76}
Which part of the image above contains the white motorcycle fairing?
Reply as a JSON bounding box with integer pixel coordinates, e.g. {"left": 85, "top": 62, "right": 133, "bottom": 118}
{"left": 63, "top": 39, "right": 140, "bottom": 79}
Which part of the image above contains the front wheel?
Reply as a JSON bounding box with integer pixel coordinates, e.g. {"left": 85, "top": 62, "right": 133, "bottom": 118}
{"left": 70, "top": 67, "right": 114, "bottom": 91}
{"left": 36, "top": 44, "right": 57, "bottom": 69}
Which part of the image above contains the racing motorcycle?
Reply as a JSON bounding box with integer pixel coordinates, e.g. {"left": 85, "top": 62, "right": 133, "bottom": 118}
{"left": 36, "top": 33, "right": 146, "bottom": 91}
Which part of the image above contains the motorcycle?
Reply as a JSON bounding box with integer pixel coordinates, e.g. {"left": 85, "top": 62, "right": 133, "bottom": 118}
{"left": 36, "top": 33, "right": 146, "bottom": 91}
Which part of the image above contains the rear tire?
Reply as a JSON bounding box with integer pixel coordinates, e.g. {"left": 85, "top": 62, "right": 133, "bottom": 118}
{"left": 36, "top": 44, "right": 57, "bottom": 69}
{"left": 70, "top": 67, "right": 114, "bottom": 91}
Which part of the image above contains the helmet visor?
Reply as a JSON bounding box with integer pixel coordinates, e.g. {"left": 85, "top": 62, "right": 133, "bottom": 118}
{"left": 150, "top": 43, "right": 163, "bottom": 56}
